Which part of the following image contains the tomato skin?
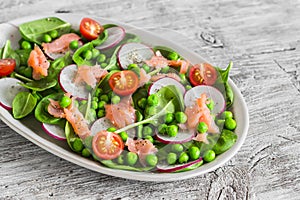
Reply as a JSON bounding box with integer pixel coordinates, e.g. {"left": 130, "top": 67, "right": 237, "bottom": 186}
{"left": 92, "top": 130, "right": 124, "bottom": 160}
{"left": 79, "top": 18, "right": 104, "bottom": 41}
{"left": 189, "top": 63, "right": 217, "bottom": 86}
{"left": 108, "top": 70, "right": 139, "bottom": 96}
{"left": 0, "top": 58, "right": 16, "bottom": 77}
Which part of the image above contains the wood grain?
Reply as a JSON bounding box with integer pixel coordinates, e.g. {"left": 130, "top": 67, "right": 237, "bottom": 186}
{"left": 1, "top": 0, "right": 300, "bottom": 199}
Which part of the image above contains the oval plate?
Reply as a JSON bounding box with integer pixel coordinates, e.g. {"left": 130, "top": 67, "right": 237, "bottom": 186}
{"left": 0, "top": 14, "right": 249, "bottom": 182}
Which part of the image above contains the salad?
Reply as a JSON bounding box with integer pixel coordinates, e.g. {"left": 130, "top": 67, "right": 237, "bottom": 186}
{"left": 0, "top": 17, "right": 237, "bottom": 173}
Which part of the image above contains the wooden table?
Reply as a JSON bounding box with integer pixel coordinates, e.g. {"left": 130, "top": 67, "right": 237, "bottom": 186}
{"left": 1, "top": 0, "right": 299, "bottom": 199}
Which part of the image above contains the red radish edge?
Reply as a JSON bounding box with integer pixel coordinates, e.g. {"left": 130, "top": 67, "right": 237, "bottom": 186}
{"left": 117, "top": 42, "right": 154, "bottom": 69}
{"left": 184, "top": 85, "right": 226, "bottom": 115}
{"left": 0, "top": 77, "right": 29, "bottom": 110}
{"left": 96, "top": 26, "right": 126, "bottom": 51}
{"left": 148, "top": 77, "right": 186, "bottom": 96}
{"left": 42, "top": 123, "right": 66, "bottom": 140}
{"left": 58, "top": 64, "right": 89, "bottom": 100}
{"left": 155, "top": 130, "right": 195, "bottom": 144}
{"left": 156, "top": 157, "right": 203, "bottom": 173}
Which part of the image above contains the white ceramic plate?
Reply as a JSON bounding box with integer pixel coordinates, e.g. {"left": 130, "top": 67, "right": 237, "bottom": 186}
{"left": 0, "top": 14, "right": 249, "bottom": 182}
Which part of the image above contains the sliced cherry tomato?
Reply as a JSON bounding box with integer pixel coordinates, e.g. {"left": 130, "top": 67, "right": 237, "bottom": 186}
{"left": 0, "top": 58, "right": 16, "bottom": 77}
{"left": 79, "top": 18, "right": 104, "bottom": 41}
{"left": 108, "top": 70, "right": 139, "bottom": 96}
{"left": 92, "top": 130, "right": 124, "bottom": 160}
{"left": 189, "top": 63, "right": 217, "bottom": 86}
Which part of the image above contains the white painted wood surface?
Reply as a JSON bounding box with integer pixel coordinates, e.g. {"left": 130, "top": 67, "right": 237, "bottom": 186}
{"left": 0, "top": 0, "right": 300, "bottom": 199}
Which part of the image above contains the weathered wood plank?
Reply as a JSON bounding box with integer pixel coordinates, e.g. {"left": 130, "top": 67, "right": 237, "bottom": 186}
{"left": 0, "top": 0, "right": 300, "bottom": 199}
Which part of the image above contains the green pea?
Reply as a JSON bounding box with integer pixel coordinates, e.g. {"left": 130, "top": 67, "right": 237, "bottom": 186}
{"left": 59, "top": 96, "right": 72, "bottom": 108}
{"left": 167, "top": 152, "right": 177, "bottom": 165}
{"left": 197, "top": 122, "right": 208, "bottom": 133}
{"left": 92, "top": 48, "right": 100, "bottom": 59}
{"left": 98, "top": 101, "right": 106, "bottom": 109}
{"left": 126, "top": 152, "right": 138, "bottom": 166}
{"left": 49, "top": 29, "right": 58, "bottom": 39}
{"left": 95, "top": 88, "right": 102, "bottom": 97}
{"left": 225, "top": 118, "right": 237, "bottom": 130}
{"left": 90, "top": 109, "right": 97, "bottom": 119}
{"left": 175, "top": 112, "right": 187, "bottom": 123}
{"left": 206, "top": 98, "right": 214, "bottom": 111}
{"left": 167, "top": 51, "right": 179, "bottom": 60}
{"left": 142, "top": 64, "right": 151, "bottom": 73}
{"left": 164, "top": 113, "right": 174, "bottom": 124}
{"left": 97, "top": 109, "right": 105, "bottom": 118}
{"left": 69, "top": 40, "right": 79, "bottom": 50}
{"left": 179, "top": 74, "right": 187, "bottom": 84}
{"left": 161, "top": 66, "right": 169, "bottom": 73}
{"left": 100, "top": 62, "right": 108, "bottom": 68}
{"left": 185, "top": 85, "right": 192, "bottom": 90}
{"left": 147, "top": 94, "right": 159, "bottom": 106}
{"left": 23, "top": 67, "right": 33, "bottom": 78}
{"left": 203, "top": 150, "right": 216, "bottom": 162}
{"left": 166, "top": 125, "right": 178, "bottom": 137}
{"left": 143, "top": 126, "right": 153, "bottom": 137}
{"left": 145, "top": 154, "right": 158, "bottom": 167}
{"left": 43, "top": 34, "right": 52, "bottom": 43}
{"left": 117, "top": 154, "right": 125, "bottom": 165}
{"left": 119, "top": 131, "right": 128, "bottom": 142}
{"left": 138, "top": 98, "right": 147, "bottom": 109}
{"left": 171, "top": 144, "right": 184, "bottom": 153}
{"left": 135, "top": 110, "right": 143, "bottom": 122}
{"left": 92, "top": 97, "right": 99, "bottom": 102}
{"left": 91, "top": 101, "right": 98, "bottom": 110}
{"left": 100, "top": 94, "right": 109, "bottom": 102}
{"left": 21, "top": 41, "right": 31, "bottom": 50}
{"left": 72, "top": 138, "right": 84, "bottom": 152}
{"left": 216, "top": 119, "right": 225, "bottom": 126}
{"left": 97, "top": 54, "right": 106, "bottom": 63}
{"left": 145, "top": 106, "right": 156, "bottom": 116}
{"left": 189, "top": 146, "right": 201, "bottom": 160}
{"left": 107, "top": 127, "right": 117, "bottom": 132}
{"left": 158, "top": 124, "right": 167, "bottom": 134}
{"left": 144, "top": 135, "right": 154, "bottom": 143}
{"left": 83, "top": 50, "right": 93, "bottom": 60}
{"left": 81, "top": 148, "right": 91, "bottom": 158}
{"left": 178, "top": 152, "right": 189, "bottom": 164}
{"left": 127, "top": 63, "right": 138, "bottom": 69}
{"left": 222, "top": 111, "right": 233, "bottom": 119}
{"left": 111, "top": 95, "right": 121, "bottom": 104}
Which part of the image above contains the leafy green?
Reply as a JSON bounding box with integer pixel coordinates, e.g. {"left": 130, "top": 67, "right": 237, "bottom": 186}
{"left": 132, "top": 87, "right": 148, "bottom": 114}
{"left": 20, "top": 78, "right": 57, "bottom": 91}
{"left": 174, "top": 160, "right": 203, "bottom": 173}
{"left": 12, "top": 92, "right": 37, "bottom": 119}
{"left": 78, "top": 93, "right": 96, "bottom": 123}
{"left": 100, "top": 160, "right": 154, "bottom": 172}
{"left": 103, "top": 46, "right": 121, "bottom": 71}
{"left": 0, "top": 40, "right": 20, "bottom": 67}
{"left": 15, "top": 49, "right": 31, "bottom": 66}
{"left": 215, "top": 62, "right": 234, "bottom": 108}
{"left": 153, "top": 45, "right": 182, "bottom": 59}
{"left": 48, "top": 52, "right": 72, "bottom": 79}
{"left": 35, "top": 93, "right": 64, "bottom": 124}
{"left": 95, "top": 70, "right": 120, "bottom": 95}
{"left": 65, "top": 121, "right": 78, "bottom": 152}
{"left": 91, "top": 29, "right": 108, "bottom": 46}
{"left": 19, "top": 17, "right": 71, "bottom": 45}
{"left": 213, "top": 129, "right": 237, "bottom": 154}
{"left": 72, "top": 42, "right": 93, "bottom": 66}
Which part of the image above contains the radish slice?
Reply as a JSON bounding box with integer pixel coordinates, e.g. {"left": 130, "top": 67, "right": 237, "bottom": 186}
{"left": 184, "top": 85, "right": 225, "bottom": 115}
{"left": 148, "top": 77, "right": 185, "bottom": 96}
{"left": 59, "top": 64, "right": 89, "bottom": 100}
{"left": 91, "top": 117, "right": 136, "bottom": 137}
{"left": 117, "top": 43, "right": 154, "bottom": 69}
{"left": 0, "top": 77, "right": 29, "bottom": 110}
{"left": 96, "top": 26, "right": 125, "bottom": 50}
{"left": 155, "top": 129, "right": 195, "bottom": 144}
{"left": 156, "top": 157, "right": 203, "bottom": 173}
{"left": 42, "top": 123, "right": 66, "bottom": 140}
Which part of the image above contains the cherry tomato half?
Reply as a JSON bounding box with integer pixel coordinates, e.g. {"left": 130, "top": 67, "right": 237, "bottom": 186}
{"left": 92, "top": 130, "right": 124, "bottom": 160}
{"left": 189, "top": 63, "right": 217, "bottom": 86}
{"left": 0, "top": 58, "right": 16, "bottom": 77}
{"left": 79, "top": 18, "right": 104, "bottom": 41}
{"left": 108, "top": 70, "right": 139, "bottom": 96}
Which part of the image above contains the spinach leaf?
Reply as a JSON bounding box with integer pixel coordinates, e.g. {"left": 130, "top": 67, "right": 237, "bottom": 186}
{"left": 153, "top": 46, "right": 182, "bottom": 59}
{"left": 15, "top": 49, "right": 31, "bottom": 66}
{"left": 72, "top": 42, "right": 94, "bottom": 66}
{"left": 20, "top": 78, "right": 57, "bottom": 91}
{"left": 132, "top": 87, "right": 148, "bottom": 114}
{"left": 65, "top": 121, "right": 78, "bottom": 152}
{"left": 78, "top": 93, "right": 96, "bottom": 124}
{"left": 12, "top": 91, "right": 37, "bottom": 119}
{"left": 48, "top": 51, "right": 72, "bottom": 79}
{"left": 95, "top": 70, "right": 120, "bottom": 95}
{"left": 35, "top": 93, "right": 64, "bottom": 124}
{"left": 174, "top": 160, "right": 203, "bottom": 173}
{"left": 103, "top": 46, "right": 121, "bottom": 71}
{"left": 100, "top": 160, "right": 154, "bottom": 172}
{"left": 91, "top": 29, "right": 108, "bottom": 46}
{"left": 213, "top": 129, "right": 237, "bottom": 155}
{"left": 19, "top": 17, "right": 71, "bottom": 45}
{"left": 215, "top": 62, "right": 234, "bottom": 108}
{"left": 0, "top": 40, "right": 20, "bottom": 67}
